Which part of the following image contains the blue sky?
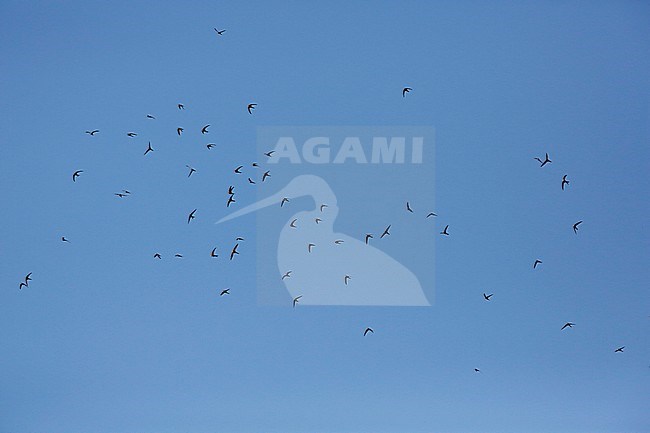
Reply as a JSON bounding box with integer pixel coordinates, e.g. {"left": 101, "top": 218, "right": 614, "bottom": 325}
{"left": 1, "top": 1, "right": 649, "bottom": 432}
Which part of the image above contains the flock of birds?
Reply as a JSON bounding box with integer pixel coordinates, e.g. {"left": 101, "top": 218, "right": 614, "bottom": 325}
{"left": 15, "top": 28, "right": 629, "bottom": 372}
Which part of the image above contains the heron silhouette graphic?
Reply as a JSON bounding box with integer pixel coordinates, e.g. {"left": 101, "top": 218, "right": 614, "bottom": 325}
{"left": 216, "top": 175, "right": 430, "bottom": 306}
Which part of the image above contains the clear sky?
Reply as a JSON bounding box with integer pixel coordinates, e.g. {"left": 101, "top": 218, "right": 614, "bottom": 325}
{"left": 1, "top": 1, "right": 649, "bottom": 432}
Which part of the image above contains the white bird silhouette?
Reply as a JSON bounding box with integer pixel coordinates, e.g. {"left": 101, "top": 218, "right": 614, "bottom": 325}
{"left": 217, "top": 175, "right": 430, "bottom": 306}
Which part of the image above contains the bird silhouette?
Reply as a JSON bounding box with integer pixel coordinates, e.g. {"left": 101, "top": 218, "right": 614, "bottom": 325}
{"left": 426, "top": 212, "right": 437, "bottom": 218}
{"left": 281, "top": 198, "right": 290, "bottom": 207}
{"left": 177, "top": 127, "right": 184, "bottom": 136}
{"left": 206, "top": 143, "right": 216, "bottom": 149}
{"left": 573, "top": 220, "right": 583, "bottom": 234}
{"left": 127, "top": 132, "right": 137, "bottom": 137}
{"left": 247, "top": 103, "right": 257, "bottom": 114}
{"left": 282, "top": 271, "right": 292, "bottom": 280}
{"left": 211, "top": 248, "right": 218, "bottom": 258}
{"left": 115, "top": 193, "right": 126, "bottom": 198}
{"left": 533, "top": 259, "right": 542, "bottom": 269}
{"left": 19, "top": 282, "right": 28, "bottom": 290}
{"left": 146, "top": 114, "right": 156, "bottom": 119}
{"left": 264, "top": 151, "right": 275, "bottom": 158}
{"left": 227, "top": 195, "right": 236, "bottom": 207}
{"left": 364, "top": 327, "right": 374, "bottom": 336}
{"left": 186, "top": 165, "right": 197, "bottom": 177}
{"left": 320, "top": 204, "right": 328, "bottom": 212}
{"left": 85, "top": 130, "right": 99, "bottom": 135}
{"left": 402, "top": 87, "right": 412, "bottom": 97}
{"left": 290, "top": 219, "right": 297, "bottom": 228}
{"left": 175, "top": 253, "right": 183, "bottom": 258}
{"left": 228, "top": 186, "right": 235, "bottom": 195}
{"left": 440, "top": 225, "right": 449, "bottom": 236}
{"left": 534, "top": 153, "right": 552, "bottom": 167}
{"left": 214, "top": 28, "right": 226, "bottom": 35}
{"left": 406, "top": 202, "right": 413, "bottom": 213}
{"left": 234, "top": 165, "right": 243, "bottom": 174}
{"left": 344, "top": 275, "right": 351, "bottom": 285}
{"left": 201, "top": 125, "right": 209, "bottom": 134}
{"left": 561, "top": 322, "right": 575, "bottom": 330}
{"left": 220, "top": 288, "right": 230, "bottom": 296}
{"left": 483, "top": 293, "right": 493, "bottom": 301}
{"left": 25, "top": 273, "right": 32, "bottom": 284}
{"left": 153, "top": 253, "right": 162, "bottom": 259}
{"left": 72, "top": 170, "right": 83, "bottom": 182}
{"left": 230, "top": 243, "right": 239, "bottom": 260}
{"left": 262, "top": 170, "right": 271, "bottom": 182}
{"left": 178, "top": 103, "right": 184, "bottom": 110}
{"left": 365, "top": 234, "right": 373, "bottom": 244}
{"left": 292, "top": 295, "right": 302, "bottom": 308}
{"left": 144, "top": 141, "right": 154, "bottom": 155}
{"left": 474, "top": 368, "right": 480, "bottom": 373}
{"left": 187, "top": 208, "right": 197, "bottom": 224}
{"left": 308, "top": 243, "right": 315, "bottom": 253}
{"left": 561, "top": 175, "right": 570, "bottom": 190}
{"left": 614, "top": 346, "right": 625, "bottom": 352}
{"left": 380, "top": 225, "right": 391, "bottom": 239}
{"left": 248, "top": 177, "right": 256, "bottom": 184}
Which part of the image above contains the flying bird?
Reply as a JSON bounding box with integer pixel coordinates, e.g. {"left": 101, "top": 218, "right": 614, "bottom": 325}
{"left": 61, "top": 236, "right": 70, "bottom": 242}
{"left": 19, "top": 282, "right": 28, "bottom": 290}
{"left": 308, "top": 243, "right": 315, "bottom": 253}
{"left": 85, "top": 130, "right": 99, "bottom": 135}
{"left": 211, "top": 248, "right": 218, "bottom": 258}
{"left": 146, "top": 114, "right": 156, "bottom": 119}
{"left": 314, "top": 218, "right": 322, "bottom": 224}
{"left": 230, "top": 243, "right": 239, "bottom": 260}
{"left": 334, "top": 239, "right": 344, "bottom": 244}
{"left": 320, "top": 204, "right": 328, "bottom": 212}
{"left": 72, "top": 170, "right": 83, "bottom": 182}
{"left": 248, "top": 177, "right": 256, "bottom": 184}
{"left": 534, "top": 153, "right": 552, "bottom": 167}
{"left": 290, "top": 219, "right": 297, "bottom": 228}
{"left": 573, "top": 220, "right": 583, "bottom": 234}
{"left": 174, "top": 253, "right": 184, "bottom": 258}
{"left": 364, "top": 327, "right": 374, "bottom": 336}
{"left": 483, "top": 293, "right": 493, "bottom": 301}
{"left": 561, "top": 175, "right": 570, "bottom": 190}
{"left": 153, "top": 253, "right": 162, "bottom": 259}
{"left": 115, "top": 193, "right": 126, "bottom": 198}
{"left": 227, "top": 195, "right": 236, "bottom": 207}
{"left": 533, "top": 259, "right": 542, "bottom": 269}
{"left": 402, "top": 87, "right": 412, "bottom": 97}
{"left": 406, "top": 202, "right": 413, "bottom": 213}
{"left": 561, "top": 322, "right": 575, "bottom": 330}
{"left": 187, "top": 208, "right": 197, "bottom": 224}
{"left": 380, "top": 225, "right": 391, "bottom": 239}
{"left": 614, "top": 346, "right": 625, "bottom": 352}
{"left": 206, "top": 143, "right": 216, "bottom": 149}
{"left": 247, "top": 103, "right": 257, "bottom": 114}
{"left": 426, "top": 212, "right": 437, "bottom": 218}
{"left": 262, "top": 170, "right": 271, "bottom": 182}
{"left": 234, "top": 165, "right": 243, "bottom": 174}
{"left": 235, "top": 237, "right": 244, "bottom": 241}
{"left": 127, "top": 132, "right": 137, "bottom": 137}
{"left": 186, "top": 165, "right": 197, "bottom": 177}
{"left": 365, "top": 234, "right": 373, "bottom": 244}
{"left": 440, "top": 225, "right": 449, "bottom": 236}
{"left": 178, "top": 104, "right": 184, "bottom": 110}
{"left": 144, "top": 141, "right": 154, "bottom": 155}
{"left": 25, "top": 273, "right": 32, "bottom": 284}
{"left": 201, "top": 125, "right": 210, "bottom": 134}
{"left": 177, "top": 127, "right": 184, "bottom": 136}
{"left": 282, "top": 271, "right": 292, "bottom": 280}
{"left": 228, "top": 186, "right": 235, "bottom": 195}
{"left": 279, "top": 198, "right": 290, "bottom": 207}
{"left": 214, "top": 27, "right": 226, "bottom": 35}
{"left": 474, "top": 369, "right": 480, "bottom": 373}
{"left": 293, "top": 295, "right": 302, "bottom": 308}
{"left": 344, "top": 275, "right": 351, "bottom": 285}
{"left": 264, "top": 151, "right": 275, "bottom": 157}
{"left": 220, "top": 288, "right": 230, "bottom": 296}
